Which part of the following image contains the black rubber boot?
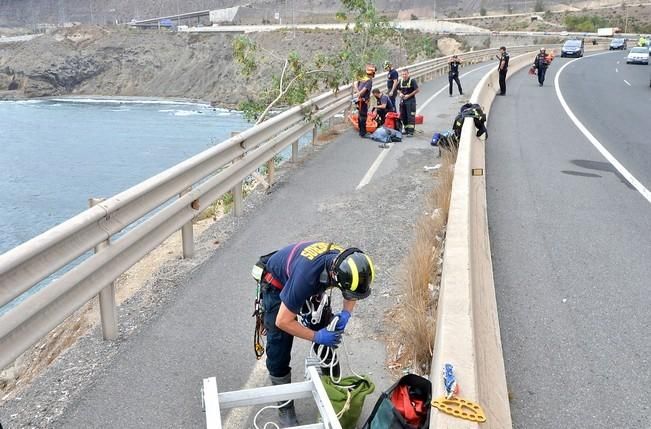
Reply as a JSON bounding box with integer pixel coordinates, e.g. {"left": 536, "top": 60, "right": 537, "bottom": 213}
{"left": 270, "top": 373, "right": 299, "bottom": 427}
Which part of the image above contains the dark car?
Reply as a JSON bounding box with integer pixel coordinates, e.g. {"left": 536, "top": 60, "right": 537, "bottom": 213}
{"left": 609, "top": 38, "right": 627, "bottom": 50}
{"left": 561, "top": 39, "right": 584, "bottom": 57}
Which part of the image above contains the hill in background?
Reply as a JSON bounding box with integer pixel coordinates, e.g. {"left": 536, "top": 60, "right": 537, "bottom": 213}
{"left": 0, "top": 0, "right": 617, "bottom": 27}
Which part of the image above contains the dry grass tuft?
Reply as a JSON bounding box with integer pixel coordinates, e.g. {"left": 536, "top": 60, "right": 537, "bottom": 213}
{"left": 389, "top": 147, "right": 457, "bottom": 375}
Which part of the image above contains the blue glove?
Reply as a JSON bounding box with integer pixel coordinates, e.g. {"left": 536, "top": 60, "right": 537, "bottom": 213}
{"left": 335, "top": 310, "right": 351, "bottom": 331}
{"left": 314, "top": 328, "right": 342, "bottom": 347}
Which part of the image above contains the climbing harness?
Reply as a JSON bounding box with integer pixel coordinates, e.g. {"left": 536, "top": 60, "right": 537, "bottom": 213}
{"left": 251, "top": 256, "right": 270, "bottom": 360}
{"left": 252, "top": 268, "right": 266, "bottom": 360}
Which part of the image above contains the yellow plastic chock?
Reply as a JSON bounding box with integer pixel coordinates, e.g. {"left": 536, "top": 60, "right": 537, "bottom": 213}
{"left": 432, "top": 396, "right": 487, "bottom": 423}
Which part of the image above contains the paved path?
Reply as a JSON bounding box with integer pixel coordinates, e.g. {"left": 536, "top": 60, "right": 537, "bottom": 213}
{"left": 487, "top": 51, "right": 651, "bottom": 429}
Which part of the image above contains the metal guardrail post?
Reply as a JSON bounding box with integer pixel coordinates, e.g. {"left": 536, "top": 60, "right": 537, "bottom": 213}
{"left": 312, "top": 125, "right": 318, "bottom": 146}
{"left": 291, "top": 140, "right": 299, "bottom": 162}
{"left": 180, "top": 187, "right": 195, "bottom": 259}
{"left": 88, "top": 197, "right": 118, "bottom": 341}
{"left": 232, "top": 182, "right": 243, "bottom": 216}
{"left": 266, "top": 159, "right": 275, "bottom": 186}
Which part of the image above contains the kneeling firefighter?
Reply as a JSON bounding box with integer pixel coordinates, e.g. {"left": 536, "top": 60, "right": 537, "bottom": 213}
{"left": 252, "top": 241, "right": 375, "bottom": 426}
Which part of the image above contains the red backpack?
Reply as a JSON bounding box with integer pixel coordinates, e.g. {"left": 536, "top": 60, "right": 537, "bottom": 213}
{"left": 363, "top": 374, "right": 432, "bottom": 429}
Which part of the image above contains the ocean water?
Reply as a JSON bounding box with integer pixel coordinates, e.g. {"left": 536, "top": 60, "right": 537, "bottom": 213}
{"left": 0, "top": 98, "right": 250, "bottom": 255}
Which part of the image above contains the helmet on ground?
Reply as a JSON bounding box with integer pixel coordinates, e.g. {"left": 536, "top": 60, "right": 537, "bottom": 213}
{"left": 330, "top": 248, "right": 375, "bottom": 300}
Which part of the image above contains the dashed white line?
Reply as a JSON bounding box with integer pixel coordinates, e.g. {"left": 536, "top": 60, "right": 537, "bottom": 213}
{"left": 356, "top": 63, "right": 494, "bottom": 190}
{"left": 623, "top": 79, "right": 631, "bottom": 86}
{"left": 554, "top": 52, "right": 651, "bottom": 204}
{"left": 615, "top": 68, "right": 619, "bottom": 73}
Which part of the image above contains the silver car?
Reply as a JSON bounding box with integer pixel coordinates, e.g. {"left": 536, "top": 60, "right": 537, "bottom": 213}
{"left": 626, "top": 47, "right": 649, "bottom": 64}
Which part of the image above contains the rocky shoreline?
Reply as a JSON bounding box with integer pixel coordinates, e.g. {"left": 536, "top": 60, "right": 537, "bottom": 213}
{"left": 0, "top": 26, "right": 351, "bottom": 109}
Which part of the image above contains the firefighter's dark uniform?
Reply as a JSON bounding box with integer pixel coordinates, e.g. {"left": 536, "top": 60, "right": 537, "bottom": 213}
{"left": 357, "top": 78, "right": 373, "bottom": 136}
{"left": 399, "top": 77, "right": 418, "bottom": 135}
{"left": 534, "top": 52, "right": 549, "bottom": 86}
{"left": 374, "top": 94, "right": 395, "bottom": 125}
{"left": 386, "top": 67, "right": 399, "bottom": 110}
{"left": 498, "top": 50, "right": 510, "bottom": 95}
{"left": 448, "top": 60, "right": 463, "bottom": 96}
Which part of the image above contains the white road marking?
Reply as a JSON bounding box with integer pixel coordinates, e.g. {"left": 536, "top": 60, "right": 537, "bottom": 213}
{"left": 554, "top": 52, "right": 651, "bottom": 204}
{"left": 419, "top": 63, "right": 495, "bottom": 111}
{"left": 615, "top": 68, "right": 619, "bottom": 72}
{"left": 356, "top": 147, "right": 391, "bottom": 190}
{"left": 623, "top": 79, "right": 631, "bottom": 86}
{"left": 356, "top": 63, "right": 494, "bottom": 190}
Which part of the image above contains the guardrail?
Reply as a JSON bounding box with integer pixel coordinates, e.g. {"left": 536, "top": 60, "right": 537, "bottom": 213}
{"left": 429, "top": 44, "right": 606, "bottom": 428}
{"left": 0, "top": 44, "right": 550, "bottom": 371}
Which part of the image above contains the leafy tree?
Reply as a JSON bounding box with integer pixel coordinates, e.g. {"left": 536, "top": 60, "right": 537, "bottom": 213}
{"left": 563, "top": 15, "right": 609, "bottom": 32}
{"left": 480, "top": 7, "right": 487, "bottom": 16}
{"left": 232, "top": 0, "right": 396, "bottom": 123}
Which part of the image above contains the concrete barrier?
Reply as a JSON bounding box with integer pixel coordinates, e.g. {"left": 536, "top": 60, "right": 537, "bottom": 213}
{"left": 429, "top": 50, "right": 542, "bottom": 429}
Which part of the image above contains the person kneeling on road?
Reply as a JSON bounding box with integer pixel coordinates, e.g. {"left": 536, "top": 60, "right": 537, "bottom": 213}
{"left": 260, "top": 241, "right": 375, "bottom": 426}
{"left": 371, "top": 88, "right": 395, "bottom": 126}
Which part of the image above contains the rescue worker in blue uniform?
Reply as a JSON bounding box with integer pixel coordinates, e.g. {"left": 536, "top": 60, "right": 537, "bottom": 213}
{"left": 260, "top": 241, "right": 375, "bottom": 426}
{"left": 371, "top": 88, "right": 395, "bottom": 126}
{"left": 355, "top": 64, "right": 376, "bottom": 137}
{"left": 398, "top": 68, "right": 419, "bottom": 136}
{"left": 448, "top": 55, "right": 463, "bottom": 96}
{"left": 384, "top": 60, "right": 399, "bottom": 110}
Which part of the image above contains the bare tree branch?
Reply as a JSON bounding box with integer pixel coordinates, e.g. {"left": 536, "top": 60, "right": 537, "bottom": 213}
{"left": 255, "top": 69, "right": 330, "bottom": 125}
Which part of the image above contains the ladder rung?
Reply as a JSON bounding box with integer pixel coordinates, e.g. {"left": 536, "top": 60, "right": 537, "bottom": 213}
{"left": 218, "top": 381, "right": 315, "bottom": 409}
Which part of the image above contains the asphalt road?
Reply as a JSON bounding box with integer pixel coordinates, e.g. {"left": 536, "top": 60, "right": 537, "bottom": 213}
{"left": 18, "top": 62, "right": 496, "bottom": 428}
{"left": 487, "top": 51, "right": 651, "bottom": 429}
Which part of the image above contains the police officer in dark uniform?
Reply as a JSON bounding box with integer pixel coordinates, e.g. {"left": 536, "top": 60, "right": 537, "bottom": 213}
{"left": 496, "top": 46, "right": 510, "bottom": 95}
{"left": 398, "top": 68, "right": 419, "bottom": 136}
{"left": 448, "top": 55, "right": 463, "bottom": 97}
{"left": 260, "top": 241, "right": 375, "bottom": 426}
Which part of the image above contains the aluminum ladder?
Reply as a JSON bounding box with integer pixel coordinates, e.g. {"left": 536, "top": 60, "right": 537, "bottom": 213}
{"left": 202, "top": 362, "right": 342, "bottom": 429}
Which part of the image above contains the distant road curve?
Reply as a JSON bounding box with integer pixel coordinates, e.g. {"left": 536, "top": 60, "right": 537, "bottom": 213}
{"left": 180, "top": 19, "right": 489, "bottom": 34}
